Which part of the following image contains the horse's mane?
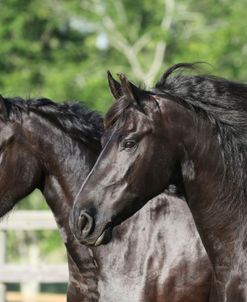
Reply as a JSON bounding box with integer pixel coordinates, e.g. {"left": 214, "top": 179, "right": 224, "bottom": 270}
{"left": 154, "top": 63, "right": 247, "bottom": 169}
{"left": 3, "top": 97, "right": 103, "bottom": 151}
{"left": 154, "top": 63, "right": 247, "bottom": 142}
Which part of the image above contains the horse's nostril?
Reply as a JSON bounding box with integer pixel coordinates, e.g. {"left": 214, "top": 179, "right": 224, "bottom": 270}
{"left": 78, "top": 211, "right": 94, "bottom": 238}
{"left": 78, "top": 215, "right": 87, "bottom": 231}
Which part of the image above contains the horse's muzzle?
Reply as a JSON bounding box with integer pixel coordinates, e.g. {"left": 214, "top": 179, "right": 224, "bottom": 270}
{"left": 70, "top": 208, "right": 113, "bottom": 246}
{"left": 70, "top": 209, "right": 95, "bottom": 243}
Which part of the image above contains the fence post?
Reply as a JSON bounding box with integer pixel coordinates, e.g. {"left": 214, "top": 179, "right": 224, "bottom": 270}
{"left": 0, "top": 231, "right": 6, "bottom": 302}
{"left": 21, "top": 241, "right": 40, "bottom": 302}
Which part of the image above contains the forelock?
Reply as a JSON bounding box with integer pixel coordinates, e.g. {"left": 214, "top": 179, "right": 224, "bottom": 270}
{"left": 104, "top": 96, "right": 132, "bottom": 129}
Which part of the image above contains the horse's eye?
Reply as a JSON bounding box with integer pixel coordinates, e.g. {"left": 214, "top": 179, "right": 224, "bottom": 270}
{"left": 123, "top": 139, "right": 136, "bottom": 149}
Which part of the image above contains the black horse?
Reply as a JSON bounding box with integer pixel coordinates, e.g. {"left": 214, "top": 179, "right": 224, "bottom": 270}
{"left": 0, "top": 95, "right": 211, "bottom": 301}
{"left": 70, "top": 63, "right": 247, "bottom": 301}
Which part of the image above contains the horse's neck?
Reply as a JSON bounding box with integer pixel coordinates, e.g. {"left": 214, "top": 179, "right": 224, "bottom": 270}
{"left": 44, "top": 142, "right": 100, "bottom": 300}
{"left": 27, "top": 117, "right": 100, "bottom": 299}
{"left": 170, "top": 105, "right": 247, "bottom": 300}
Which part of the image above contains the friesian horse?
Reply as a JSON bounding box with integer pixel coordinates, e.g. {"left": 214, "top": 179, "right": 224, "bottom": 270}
{"left": 70, "top": 63, "right": 247, "bottom": 301}
{"left": 0, "top": 95, "right": 211, "bottom": 301}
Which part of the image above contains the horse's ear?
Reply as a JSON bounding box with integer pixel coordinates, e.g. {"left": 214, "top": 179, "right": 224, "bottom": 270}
{"left": 107, "top": 71, "right": 123, "bottom": 100}
{"left": 117, "top": 73, "right": 144, "bottom": 104}
{"left": 0, "top": 95, "right": 8, "bottom": 121}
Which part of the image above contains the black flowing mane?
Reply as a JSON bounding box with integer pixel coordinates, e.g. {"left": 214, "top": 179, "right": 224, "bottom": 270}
{"left": 154, "top": 63, "right": 247, "bottom": 142}
{"left": 154, "top": 64, "right": 247, "bottom": 194}
{"left": 3, "top": 96, "right": 103, "bottom": 150}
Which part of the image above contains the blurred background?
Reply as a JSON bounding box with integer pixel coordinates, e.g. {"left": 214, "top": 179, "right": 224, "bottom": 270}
{"left": 0, "top": 0, "right": 247, "bottom": 301}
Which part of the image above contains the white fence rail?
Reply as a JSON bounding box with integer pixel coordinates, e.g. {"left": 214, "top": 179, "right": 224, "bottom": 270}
{"left": 0, "top": 211, "right": 68, "bottom": 302}
{"left": 0, "top": 264, "right": 68, "bottom": 283}
{"left": 0, "top": 211, "right": 58, "bottom": 231}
